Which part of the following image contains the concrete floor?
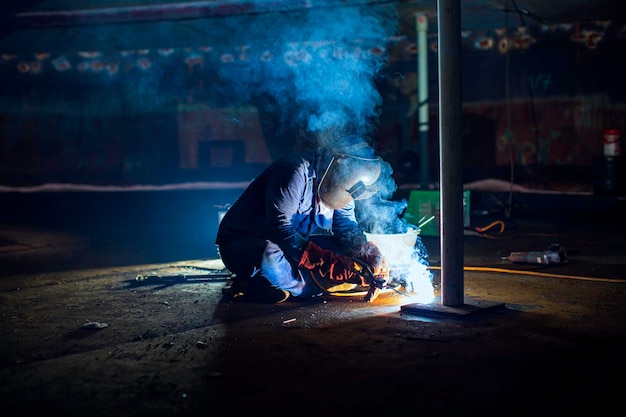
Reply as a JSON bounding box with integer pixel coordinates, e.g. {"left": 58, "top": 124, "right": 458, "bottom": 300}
{"left": 1, "top": 190, "right": 626, "bottom": 417}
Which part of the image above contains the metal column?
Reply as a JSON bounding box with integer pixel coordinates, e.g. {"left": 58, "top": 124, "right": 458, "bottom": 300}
{"left": 437, "top": 0, "right": 464, "bottom": 307}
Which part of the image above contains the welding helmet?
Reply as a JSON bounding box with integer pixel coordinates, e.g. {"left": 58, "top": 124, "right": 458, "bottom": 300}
{"left": 317, "top": 138, "right": 382, "bottom": 210}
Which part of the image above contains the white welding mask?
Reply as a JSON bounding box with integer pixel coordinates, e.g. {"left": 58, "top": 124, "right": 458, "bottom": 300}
{"left": 317, "top": 150, "right": 382, "bottom": 210}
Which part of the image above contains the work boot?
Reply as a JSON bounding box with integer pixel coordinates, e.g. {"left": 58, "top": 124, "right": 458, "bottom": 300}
{"left": 222, "top": 276, "right": 290, "bottom": 304}
{"left": 221, "top": 279, "right": 245, "bottom": 299}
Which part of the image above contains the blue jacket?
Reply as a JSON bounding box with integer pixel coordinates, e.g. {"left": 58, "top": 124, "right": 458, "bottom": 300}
{"left": 215, "top": 149, "right": 367, "bottom": 263}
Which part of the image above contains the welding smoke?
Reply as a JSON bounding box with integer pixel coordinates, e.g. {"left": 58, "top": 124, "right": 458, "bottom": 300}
{"left": 214, "top": 2, "right": 405, "bottom": 235}
{"left": 215, "top": 3, "right": 398, "bottom": 146}
{"left": 214, "top": 2, "right": 427, "bottom": 267}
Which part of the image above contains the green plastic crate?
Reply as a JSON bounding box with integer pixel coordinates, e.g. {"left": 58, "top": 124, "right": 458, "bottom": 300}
{"left": 404, "top": 190, "right": 470, "bottom": 236}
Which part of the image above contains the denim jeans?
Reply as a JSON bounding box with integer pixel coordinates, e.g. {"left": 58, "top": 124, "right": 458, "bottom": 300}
{"left": 217, "top": 235, "right": 338, "bottom": 297}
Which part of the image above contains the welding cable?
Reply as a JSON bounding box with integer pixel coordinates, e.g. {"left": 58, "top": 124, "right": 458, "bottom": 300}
{"left": 307, "top": 270, "right": 370, "bottom": 296}
{"left": 473, "top": 220, "right": 506, "bottom": 235}
{"left": 306, "top": 269, "right": 405, "bottom": 297}
{"left": 464, "top": 220, "right": 507, "bottom": 238}
{"left": 428, "top": 265, "right": 626, "bottom": 284}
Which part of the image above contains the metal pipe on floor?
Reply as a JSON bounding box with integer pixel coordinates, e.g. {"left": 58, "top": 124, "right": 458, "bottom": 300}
{"left": 437, "top": 0, "right": 464, "bottom": 307}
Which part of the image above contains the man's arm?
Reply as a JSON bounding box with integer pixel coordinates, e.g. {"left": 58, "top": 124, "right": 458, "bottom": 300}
{"left": 263, "top": 160, "right": 310, "bottom": 262}
{"left": 332, "top": 202, "right": 368, "bottom": 250}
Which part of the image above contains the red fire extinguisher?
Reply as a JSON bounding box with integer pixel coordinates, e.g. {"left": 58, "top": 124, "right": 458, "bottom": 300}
{"left": 603, "top": 128, "right": 622, "bottom": 157}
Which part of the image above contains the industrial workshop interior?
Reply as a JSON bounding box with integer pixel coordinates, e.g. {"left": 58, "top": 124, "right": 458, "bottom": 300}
{"left": 1, "top": 1, "right": 626, "bottom": 416}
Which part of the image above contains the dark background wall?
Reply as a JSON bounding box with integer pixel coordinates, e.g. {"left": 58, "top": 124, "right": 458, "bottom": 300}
{"left": 376, "top": 18, "right": 625, "bottom": 190}
{"left": 0, "top": 5, "right": 624, "bottom": 191}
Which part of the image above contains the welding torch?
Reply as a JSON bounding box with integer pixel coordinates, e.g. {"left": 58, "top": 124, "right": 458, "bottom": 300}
{"left": 353, "top": 259, "right": 385, "bottom": 303}
{"left": 351, "top": 258, "right": 412, "bottom": 302}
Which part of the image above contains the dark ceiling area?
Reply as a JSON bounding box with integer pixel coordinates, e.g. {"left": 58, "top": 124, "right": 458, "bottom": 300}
{"left": 1, "top": 1, "right": 625, "bottom": 54}
{"left": 1, "top": 1, "right": 624, "bottom": 27}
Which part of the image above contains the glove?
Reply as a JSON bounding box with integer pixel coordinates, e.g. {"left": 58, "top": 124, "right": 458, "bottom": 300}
{"left": 352, "top": 258, "right": 388, "bottom": 303}
{"left": 354, "top": 241, "right": 389, "bottom": 279}
{"left": 364, "top": 276, "right": 387, "bottom": 303}
{"left": 299, "top": 241, "right": 358, "bottom": 283}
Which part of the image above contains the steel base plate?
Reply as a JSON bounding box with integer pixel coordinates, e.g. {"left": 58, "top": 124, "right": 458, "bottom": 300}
{"left": 401, "top": 296, "right": 506, "bottom": 320}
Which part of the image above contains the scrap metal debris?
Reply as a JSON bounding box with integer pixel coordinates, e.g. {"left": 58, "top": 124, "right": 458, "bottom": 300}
{"left": 81, "top": 321, "right": 109, "bottom": 330}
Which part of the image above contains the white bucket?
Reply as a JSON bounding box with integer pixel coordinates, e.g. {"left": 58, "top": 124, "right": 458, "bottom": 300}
{"left": 364, "top": 229, "right": 420, "bottom": 270}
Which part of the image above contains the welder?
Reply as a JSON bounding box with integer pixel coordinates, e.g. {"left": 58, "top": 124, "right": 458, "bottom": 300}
{"left": 215, "top": 136, "right": 389, "bottom": 303}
